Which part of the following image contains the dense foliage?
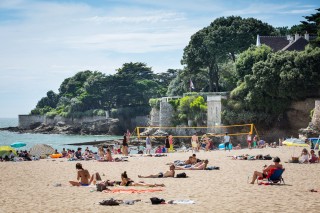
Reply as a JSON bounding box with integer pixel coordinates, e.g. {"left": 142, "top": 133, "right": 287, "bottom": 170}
{"left": 169, "top": 96, "right": 207, "bottom": 126}
{"left": 31, "top": 63, "right": 177, "bottom": 119}
{"left": 223, "top": 46, "right": 320, "bottom": 126}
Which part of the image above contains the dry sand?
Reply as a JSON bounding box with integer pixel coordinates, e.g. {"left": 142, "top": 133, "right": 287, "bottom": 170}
{"left": 1, "top": 146, "right": 320, "bottom": 213}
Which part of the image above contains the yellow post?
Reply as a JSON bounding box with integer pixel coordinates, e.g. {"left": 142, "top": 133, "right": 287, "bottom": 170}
{"left": 137, "top": 127, "right": 140, "bottom": 141}
{"left": 249, "top": 123, "right": 253, "bottom": 135}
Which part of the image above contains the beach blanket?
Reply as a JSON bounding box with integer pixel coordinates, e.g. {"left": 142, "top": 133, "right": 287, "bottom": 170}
{"left": 104, "top": 188, "right": 163, "bottom": 194}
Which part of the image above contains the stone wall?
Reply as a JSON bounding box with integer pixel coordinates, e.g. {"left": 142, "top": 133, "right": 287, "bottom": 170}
{"left": 18, "top": 115, "right": 106, "bottom": 129}
{"left": 19, "top": 115, "right": 45, "bottom": 129}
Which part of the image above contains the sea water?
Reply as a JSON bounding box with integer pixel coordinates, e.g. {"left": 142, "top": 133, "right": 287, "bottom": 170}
{"left": 0, "top": 118, "right": 121, "bottom": 152}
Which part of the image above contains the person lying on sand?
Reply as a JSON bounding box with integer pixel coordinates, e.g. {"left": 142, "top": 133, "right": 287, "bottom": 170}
{"left": 69, "top": 163, "right": 101, "bottom": 186}
{"left": 175, "top": 160, "right": 209, "bottom": 170}
{"left": 138, "top": 165, "right": 175, "bottom": 178}
{"left": 120, "top": 171, "right": 165, "bottom": 187}
{"left": 249, "top": 157, "right": 283, "bottom": 184}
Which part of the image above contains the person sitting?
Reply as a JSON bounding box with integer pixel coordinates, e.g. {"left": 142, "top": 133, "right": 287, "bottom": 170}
{"left": 61, "top": 148, "right": 67, "bottom": 157}
{"left": 75, "top": 147, "right": 82, "bottom": 160}
{"left": 105, "top": 148, "right": 113, "bottom": 162}
{"left": 155, "top": 146, "right": 162, "bottom": 154}
{"left": 176, "top": 160, "right": 209, "bottom": 170}
{"left": 300, "top": 148, "right": 310, "bottom": 163}
{"left": 69, "top": 163, "right": 91, "bottom": 186}
{"left": 69, "top": 163, "right": 101, "bottom": 186}
{"left": 309, "top": 150, "right": 318, "bottom": 163}
{"left": 54, "top": 149, "right": 59, "bottom": 154}
{"left": 8, "top": 150, "right": 15, "bottom": 160}
{"left": 120, "top": 171, "right": 165, "bottom": 187}
{"left": 249, "top": 157, "right": 283, "bottom": 184}
{"left": 233, "top": 143, "right": 241, "bottom": 150}
{"left": 138, "top": 165, "right": 175, "bottom": 178}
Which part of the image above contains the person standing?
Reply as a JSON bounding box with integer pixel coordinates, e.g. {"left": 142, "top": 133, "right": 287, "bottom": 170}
{"left": 165, "top": 135, "right": 170, "bottom": 153}
{"left": 169, "top": 134, "right": 174, "bottom": 152}
{"left": 145, "top": 134, "right": 152, "bottom": 154}
{"left": 122, "top": 134, "right": 129, "bottom": 156}
{"left": 247, "top": 134, "right": 252, "bottom": 149}
{"left": 223, "top": 133, "right": 231, "bottom": 152}
{"left": 253, "top": 135, "right": 258, "bottom": 149}
{"left": 191, "top": 133, "right": 199, "bottom": 153}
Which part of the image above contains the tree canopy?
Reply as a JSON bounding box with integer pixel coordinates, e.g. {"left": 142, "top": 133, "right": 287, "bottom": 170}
{"left": 181, "top": 16, "right": 275, "bottom": 92}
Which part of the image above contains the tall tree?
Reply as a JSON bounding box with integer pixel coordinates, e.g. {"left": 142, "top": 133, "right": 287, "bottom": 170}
{"left": 182, "top": 16, "right": 275, "bottom": 92}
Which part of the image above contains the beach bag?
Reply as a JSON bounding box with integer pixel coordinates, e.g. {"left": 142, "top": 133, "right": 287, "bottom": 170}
{"left": 99, "top": 198, "right": 120, "bottom": 206}
{"left": 96, "top": 182, "right": 107, "bottom": 192}
{"left": 150, "top": 197, "right": 165, "bottom": 205}
{"left": 176, "top": 172, "right": 187, "bottom": 178}
{"left": 263, "top": 155, "right": 272, "bottom": 160}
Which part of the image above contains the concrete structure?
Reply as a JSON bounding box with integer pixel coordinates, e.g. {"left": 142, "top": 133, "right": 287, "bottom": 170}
{"left": 207, "top": 95, "right": 227, "bottom": 127}
{"left": 159, "top": 97, "right": 178, "bottom": 127}
{"left": 312, "top": 100, "right": 320, "bottom": 130}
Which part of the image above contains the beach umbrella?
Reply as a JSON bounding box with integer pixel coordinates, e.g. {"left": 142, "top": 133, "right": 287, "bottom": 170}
{"left": 0, "top": 146, "right": 17, "bottom": 157}
{"left": 10, "top": 142, "right": 27, "bottom": 148}
{"left": 29, "top": 144, "right": 55, "bottom": 157}
{"left": 282, "top": 138, "right": 308, "bottom": 147}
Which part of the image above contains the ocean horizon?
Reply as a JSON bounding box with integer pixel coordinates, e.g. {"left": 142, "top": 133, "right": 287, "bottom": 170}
{"left": 0, "top": 117, "right": 121, "bottom": 152}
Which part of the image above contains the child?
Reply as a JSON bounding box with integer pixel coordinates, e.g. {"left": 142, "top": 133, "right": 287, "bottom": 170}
{"left": 309, "top": 150, "right": 318, "bottom": 163}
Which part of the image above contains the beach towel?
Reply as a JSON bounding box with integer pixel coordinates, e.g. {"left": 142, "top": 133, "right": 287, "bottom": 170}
{"left": 104, "top": 188, "right": 163, "bottom": 194}
{"left": 205, "top": 166, "right": 220, "bottom": 170}
{"left": 168, "top": 200, "right": 195, "bottom": 204}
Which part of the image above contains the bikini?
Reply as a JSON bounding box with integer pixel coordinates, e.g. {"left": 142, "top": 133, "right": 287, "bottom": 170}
{"left": 126, "top": 181, "right": 134, "bottom": 186}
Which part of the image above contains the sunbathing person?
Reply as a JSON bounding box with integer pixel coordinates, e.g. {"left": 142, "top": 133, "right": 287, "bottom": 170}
{"left": 138, "top": 165, "right": 175, "bottom": 178}
{"left": 120, "top": 171, "right": 164, "bottom": 187}
{"left": 69, "top": 163, "right": 101, "bottom": 186}
{"left": 175, "top": 160, "right": 209, "bottom": 170}
{"left": 249, "top": 157, "right": 283, "bottom": 184}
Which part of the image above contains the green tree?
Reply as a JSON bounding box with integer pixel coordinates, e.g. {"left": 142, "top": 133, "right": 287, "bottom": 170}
{"left": 182, "top": 16, "right": 275, "bottom": 92}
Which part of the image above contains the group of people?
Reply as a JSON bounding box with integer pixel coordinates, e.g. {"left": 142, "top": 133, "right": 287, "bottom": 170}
{"left": 299, "top": 148, "right": 319, "bottom": 163}
{"left": 145, "top": 134, "right": 173, "bottom": 154}
{"left": 1, "top": 150, "right": 34, "bottom": 162}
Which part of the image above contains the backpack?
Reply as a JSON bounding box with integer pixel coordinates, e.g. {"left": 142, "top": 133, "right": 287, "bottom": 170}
{"left": 176, "top": 172, "right": 187, "bottom": 178}
{"left": 150, "top": 197, "right": 165, "bottom": 205}
{"left": 99, "top": 198, "right": 120, "bottom": 206}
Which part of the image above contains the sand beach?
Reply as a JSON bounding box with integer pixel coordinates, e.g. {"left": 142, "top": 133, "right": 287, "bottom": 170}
{"left": 1, "top": 146, "right": 320, "bottom": 213}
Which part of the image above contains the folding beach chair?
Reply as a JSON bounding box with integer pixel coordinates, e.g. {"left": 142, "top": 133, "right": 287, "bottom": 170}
{"left": 257, "top": 168, "right": 285, "bottom": 185}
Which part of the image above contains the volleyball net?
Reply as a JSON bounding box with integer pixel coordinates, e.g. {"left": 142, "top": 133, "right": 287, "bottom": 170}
{"left": 134, "top": 123, "right": 259, "bottom": 140}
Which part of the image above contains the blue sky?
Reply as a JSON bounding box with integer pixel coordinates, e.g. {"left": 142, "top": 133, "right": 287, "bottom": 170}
{"left": 0, "top": 0, "right": 319, "bottom": 118}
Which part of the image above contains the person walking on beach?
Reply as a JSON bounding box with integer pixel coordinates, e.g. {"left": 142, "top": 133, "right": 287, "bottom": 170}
{"left": 145, "top": 134, "right": 152, "bottom": 155}
{"left": 223, "top": 133, "right": 231, "bottom": 151}
{"left": 191, "top": 133, "right": 199, "bottom": 153}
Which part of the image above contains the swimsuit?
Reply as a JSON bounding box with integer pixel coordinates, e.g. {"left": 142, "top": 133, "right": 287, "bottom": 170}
{"left": 80, "top": 182, "right": 89, "bottom": 186}
{"left": 158, "top": 172, "right": 164, "bottom": 178}
{"left": 126, "top": 181, "right": 134, "bottom": 186}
